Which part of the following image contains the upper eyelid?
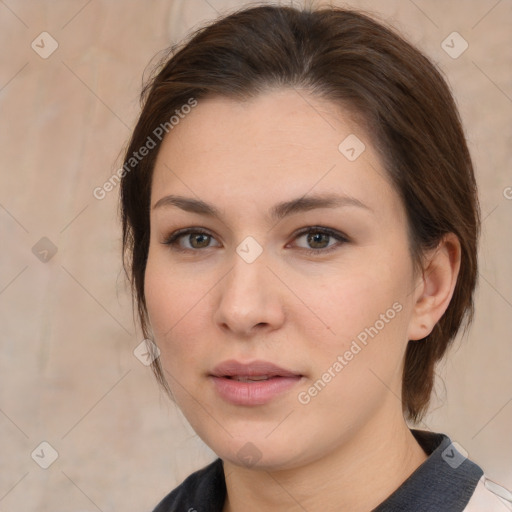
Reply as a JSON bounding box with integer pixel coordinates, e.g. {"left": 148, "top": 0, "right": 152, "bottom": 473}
{"left": 293, "top": 226, "right": 347, "bottom": 239}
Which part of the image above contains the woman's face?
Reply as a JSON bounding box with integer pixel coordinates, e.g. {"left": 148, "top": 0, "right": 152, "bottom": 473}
{"left": 145, "top": 89, "right": 423, "bottom": 469}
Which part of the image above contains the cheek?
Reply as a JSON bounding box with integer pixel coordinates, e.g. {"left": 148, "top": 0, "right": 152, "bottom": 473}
{"left": 144, "top": 255, "right": 174, "bottom": 338}
{"left": 144, "top": 254, "right": 208, "bottom": 367}
{"left": 294, "top": 275, "right": 411, "bottom": 420}
{"left": 296, "top": 264, "right": 406, "bottom": 340}
{"left": 295, "top": 255, "right": 414, "bottom": 385}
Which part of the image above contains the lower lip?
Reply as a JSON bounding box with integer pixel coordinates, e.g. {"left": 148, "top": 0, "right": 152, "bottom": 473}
{"left": 210, "top": 376, "right": 302, "bottom": 406}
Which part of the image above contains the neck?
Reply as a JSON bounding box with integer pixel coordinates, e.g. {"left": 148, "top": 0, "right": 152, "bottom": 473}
{"left": 222, "top": 411, "right": 427, "bottom": 512}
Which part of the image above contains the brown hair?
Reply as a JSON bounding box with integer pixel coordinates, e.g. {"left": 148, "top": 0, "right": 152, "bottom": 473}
{"left": 120, "top": 5, "right": 480, "bottom": 422}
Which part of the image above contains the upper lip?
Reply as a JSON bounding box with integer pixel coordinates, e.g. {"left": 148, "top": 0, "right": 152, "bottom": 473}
{"left": 210, "top": 359, "right": 302, "bottom": 378}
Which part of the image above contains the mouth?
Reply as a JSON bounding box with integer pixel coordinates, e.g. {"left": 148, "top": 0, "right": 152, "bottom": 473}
{"left": 209, "top": 360, "right": 303, "bottom": 406}
{"left": 225, "top": 375, "right": 276, "bottom": 382}
{"left": 211, "top": 359, "right": 302, "bottom": 378}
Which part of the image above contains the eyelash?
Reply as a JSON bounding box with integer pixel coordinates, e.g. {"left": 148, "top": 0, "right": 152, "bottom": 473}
{"left": 161, "top": 226, "right": 349, "bottom": 256}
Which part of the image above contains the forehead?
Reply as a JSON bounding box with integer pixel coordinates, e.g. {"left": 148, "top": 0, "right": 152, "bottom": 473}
{"left": 151, "top": 89, "right": 400, "bottom": 221}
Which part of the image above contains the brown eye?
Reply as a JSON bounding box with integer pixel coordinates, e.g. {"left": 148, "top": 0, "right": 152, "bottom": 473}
{"left": 188, "top": 233, "right": 211, "bottom": 249}
{"left": 162, "top": 228, "right": 220, "bottom": 252}
{"left": 305, "top": 232, "right": 331, "bottom": 249}
{"left": 293, "top": 227, "right": 349, "bottom": 255}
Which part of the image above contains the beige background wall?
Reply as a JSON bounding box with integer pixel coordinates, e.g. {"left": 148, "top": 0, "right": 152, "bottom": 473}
{"left": 0, "top": 0, "right": 510, "bottom": 510}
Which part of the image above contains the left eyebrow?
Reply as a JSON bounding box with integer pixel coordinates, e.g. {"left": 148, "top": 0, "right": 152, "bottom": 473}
{"left": 152, "top": 192, "right": 373, "bottom": 222}
{"left": 268, "top": 193, "right": 373, "bottom": 221}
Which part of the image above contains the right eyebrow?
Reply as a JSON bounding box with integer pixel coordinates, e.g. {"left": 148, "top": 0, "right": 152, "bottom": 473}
{"left": 153, "top": 195, "right": 220, "bottom": 216}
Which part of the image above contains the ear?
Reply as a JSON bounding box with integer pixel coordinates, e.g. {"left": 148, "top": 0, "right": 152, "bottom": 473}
{"left": 407, "top": 233, "right": 461, "bottom": 341}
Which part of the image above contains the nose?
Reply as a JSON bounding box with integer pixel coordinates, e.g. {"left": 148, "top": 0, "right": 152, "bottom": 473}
{"left": 213, "top": 252, "right": 286, "bottom": 338}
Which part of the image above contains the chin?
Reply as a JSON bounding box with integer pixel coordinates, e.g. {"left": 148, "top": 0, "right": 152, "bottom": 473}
{"left": 195, "top": 427, "right": 317, "bottom": 472}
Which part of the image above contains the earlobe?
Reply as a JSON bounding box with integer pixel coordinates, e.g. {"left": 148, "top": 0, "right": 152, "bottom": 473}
{"left": 407, "top": 233, "right": 461, "bottom": 341}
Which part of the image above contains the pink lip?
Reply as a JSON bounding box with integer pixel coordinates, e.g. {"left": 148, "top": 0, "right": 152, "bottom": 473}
{"left": 209, "top": 359, "right": 303, "bottom": 406}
